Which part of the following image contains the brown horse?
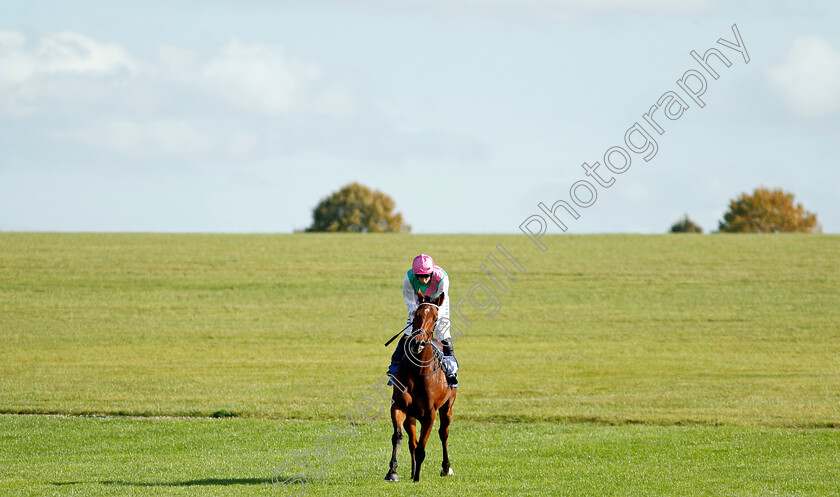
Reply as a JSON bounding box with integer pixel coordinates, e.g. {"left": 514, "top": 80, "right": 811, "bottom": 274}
{"left": 385, "top": 292, "right": 457, "bottom": 482}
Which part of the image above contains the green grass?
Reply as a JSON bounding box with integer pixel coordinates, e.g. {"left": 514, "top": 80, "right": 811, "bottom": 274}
{"left": 3, "top": 415, "right": 839, "bottom": 496}
{"left": 1, "top": 233, "right": 837, "bottom": 425}
{"left": 1, "top": 233, "right": 838, "bottom": 495}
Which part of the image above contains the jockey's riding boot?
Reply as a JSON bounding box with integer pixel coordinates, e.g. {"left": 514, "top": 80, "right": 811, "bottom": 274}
{"left": 387, "top": 335, "right": 408, "bottom": 385}
{"left": 441, "top": 339, "right": 459, "bottom": 387}
{"left": 446, "top": 371, "right": 458, "bottom": 387}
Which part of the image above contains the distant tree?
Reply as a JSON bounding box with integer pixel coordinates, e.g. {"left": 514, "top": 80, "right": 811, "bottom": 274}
{"left": 670, "top": 215, "right": 703, "bottom": 233}
{"left": 718, "top": 188, "right": 820, "bottom": 233}
{"left": 306, "top": 183, "right": 411, "bottom": 233}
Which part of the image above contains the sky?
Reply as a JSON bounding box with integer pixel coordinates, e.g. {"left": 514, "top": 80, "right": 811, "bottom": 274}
{"left": 1, "top": 0, "right": 838, "bottom": 234}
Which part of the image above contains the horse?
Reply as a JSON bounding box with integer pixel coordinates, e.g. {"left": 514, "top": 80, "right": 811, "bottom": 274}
{"left": 385, "top": 291, "right": 457, "bottom": 482}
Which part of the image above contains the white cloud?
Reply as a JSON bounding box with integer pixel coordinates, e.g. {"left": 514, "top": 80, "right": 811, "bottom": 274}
{"left": 0, "top": 30, "right": 32, "bottom": 83}
{"left": 0, "top": 30, "right": 138, "bottom": 84}
{"left": 200, "top": 38, "right": 322, "bottom": 115}
{"left": 36, "top": 32, "right": 138, "bottom": 76}
{"left": 768, "top": 36, "right": 840, "bottom": 117}
{"left": 157, "top": 38, "right": 356, "bottom": 117}
{"left": 0, "top": 30, "right": 139, "bottom": 116}
{"left": 1, "top": 29, "right": 476, "bottom": 166}
{"left": 0, "top": 31, "right": 356, "bottom": 120}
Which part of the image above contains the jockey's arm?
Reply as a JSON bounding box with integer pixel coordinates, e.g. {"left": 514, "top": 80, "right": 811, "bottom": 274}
{"left": 402, "top": 273, "right": 417, "bottom": 330}
{"left": 435, "top": 276, "right": 451, "bottom": 342}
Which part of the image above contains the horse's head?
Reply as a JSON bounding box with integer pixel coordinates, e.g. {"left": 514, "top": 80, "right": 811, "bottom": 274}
{"left": 408, "top": 291, "right": 445, "bottom": 356}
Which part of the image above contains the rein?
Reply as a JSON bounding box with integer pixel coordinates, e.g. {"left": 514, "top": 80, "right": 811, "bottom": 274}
{"left": 383, "top": 303, "right": 440, "bottom": 346}
{"left": 408, "top": 302, "right": 443, "bottom": 377}
{"left": 416, "top": 342, "right": 444, "bottom": 377}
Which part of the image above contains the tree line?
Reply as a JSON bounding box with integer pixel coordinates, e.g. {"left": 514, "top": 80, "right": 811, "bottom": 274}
{"left": 305, "top": 183, "right": 820, "bottom": 234}
{"left": 672, "top": 187, "right": 820, "bottom": 233}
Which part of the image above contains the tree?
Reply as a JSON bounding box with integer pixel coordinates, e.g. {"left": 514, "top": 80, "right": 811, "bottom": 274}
{"left": 670, "top": 215, "right": 703, "bottom": 233}
{"left": 718, "top": 188, "right": 820, "bottom": 233}
{"left": 306, "top": 182, "right": 411, "bottom": 233}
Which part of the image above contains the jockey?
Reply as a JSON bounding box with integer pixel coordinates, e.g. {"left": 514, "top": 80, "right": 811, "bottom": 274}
{"left": 387, "top": 253, "right": 459, "bottom": 387}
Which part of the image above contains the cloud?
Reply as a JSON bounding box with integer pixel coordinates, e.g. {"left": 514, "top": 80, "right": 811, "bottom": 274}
{"left": 0, "top": 29, "right": 138, "bottom": 84}
{"left": 200, "top": 38, "right": 323, "bottom": 115}
{"left": 0, "top": 31, "right": 353, "bottom": 119}
{"left": 0, "top": 30, "right": 139, "bottom": 116}
{"left": 0, "top": 30, "right": 479, "bottom": 167}
{"left": 768, "top": 36, "right": 840, "bottom": 117}
{"left": 156, "top": 38, "right": 356, "bottom": 117}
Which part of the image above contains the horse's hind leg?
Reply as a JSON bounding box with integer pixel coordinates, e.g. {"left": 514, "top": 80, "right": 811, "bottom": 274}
{"left": 385, "top": 405, "right": 405, "bottom": 481}
{"left": 439, "top": 400, "right": 455, "bottom": 476}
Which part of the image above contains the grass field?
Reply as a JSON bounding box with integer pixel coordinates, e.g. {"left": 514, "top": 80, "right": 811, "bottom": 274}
{"left": 1, "top": 233, "right": 839, "bottom": 495}
{"left": 3, "top": 416, "right": 839, "bottom": 496}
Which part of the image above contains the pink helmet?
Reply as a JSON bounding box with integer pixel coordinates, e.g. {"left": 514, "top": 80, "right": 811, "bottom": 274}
{"left": 412, "top": 254, "right": 434, "bottom": 275}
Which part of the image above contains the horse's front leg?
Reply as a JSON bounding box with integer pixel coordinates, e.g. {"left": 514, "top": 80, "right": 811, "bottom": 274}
{"left": 385, "top": 404, "right": 406, "bottom": 481}
{"left": 439, "top": 399, "right": 455, "bottom": 476}
{"left": 413, "top": 413, "right": 436, "bottom": 482}
{"left": 404, "top": 416, "right": 418, "bottom": 480}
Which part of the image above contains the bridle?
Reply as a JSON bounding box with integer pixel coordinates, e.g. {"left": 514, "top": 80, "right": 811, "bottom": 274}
{"left": 406, "top": 302, "right": 443, "bottom": 376}
{"left": 412, "top": 302, "right": 439, "bottom": 338}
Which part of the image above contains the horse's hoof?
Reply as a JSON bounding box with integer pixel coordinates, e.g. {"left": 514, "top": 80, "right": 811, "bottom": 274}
{"left": 384, "top": 472, "right": 399, "bottom": 482}
{"left": 441, "top": 467, "right": 454, "bottom": 477}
